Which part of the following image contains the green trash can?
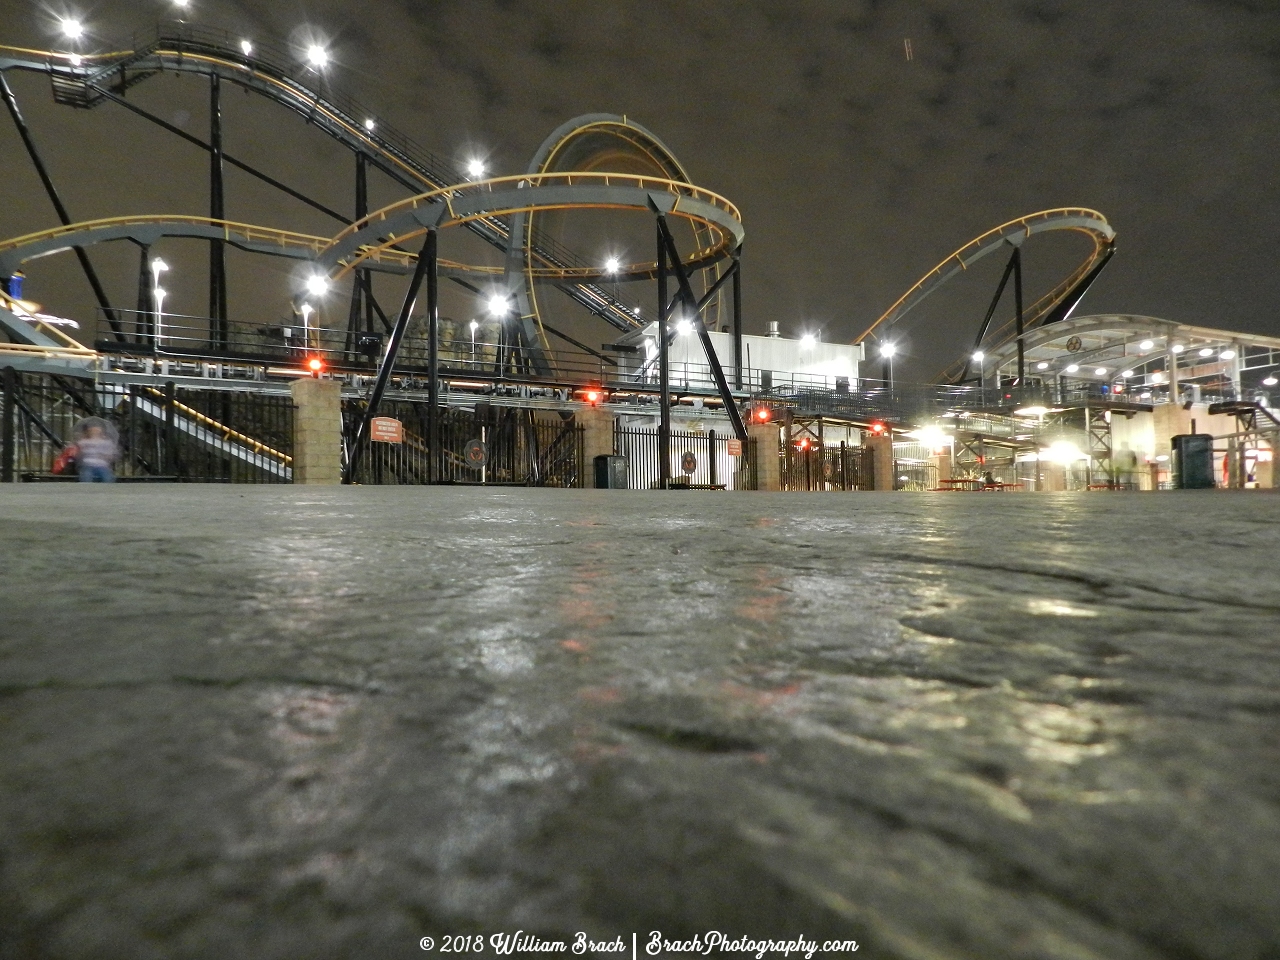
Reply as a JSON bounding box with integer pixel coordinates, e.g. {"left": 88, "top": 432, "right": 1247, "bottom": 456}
{"left": 1171, "top": 434, "right": 1215, "bottom": 489}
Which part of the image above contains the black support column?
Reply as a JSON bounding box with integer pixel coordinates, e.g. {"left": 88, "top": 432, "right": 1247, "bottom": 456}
{"left": 1, "top": 367, "right": 15, "bottom": 483}
{"left": 732, "top": 245, "right": 743, "bottom": 389}
{"left": 208, "top": 74, "right": 228, "bottom": 347}
{"left": 657, "top": 220, "right": 671, "bottom": 489}
{"left": 426, "top": 229, "right": 440, "bottom": 483}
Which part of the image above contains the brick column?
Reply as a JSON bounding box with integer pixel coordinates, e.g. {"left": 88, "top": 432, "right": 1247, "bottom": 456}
{"left": 291, "top": 378, "right": 342, "bottom": 485}
{"left": 577, "top": 406, "right": 615, "bottom": 487}
{"left": 865, "top": 434, "right": 895, "bottom": 490}
{"left": 748, "top": 422, "right": 781, "bottom": 491}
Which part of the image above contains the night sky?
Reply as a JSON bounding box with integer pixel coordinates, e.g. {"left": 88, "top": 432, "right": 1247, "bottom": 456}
{"left": 3, "top": 0, "right": 1278, "bottom": 380}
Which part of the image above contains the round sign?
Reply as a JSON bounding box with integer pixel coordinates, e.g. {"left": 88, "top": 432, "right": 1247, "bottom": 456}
{"left": 463, "top": 439, "right": 488, "bottom": 469}
{"left": 680, "top": 451, "right": 697, "bottom": 475}
{"left": 1065, "top": 336, "right": 1083, "bottom": 353}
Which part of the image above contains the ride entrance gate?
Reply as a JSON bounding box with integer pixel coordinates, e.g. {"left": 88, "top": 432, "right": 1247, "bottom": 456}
{"left": 343, "top": 399, "right": 584, "bottom": 487}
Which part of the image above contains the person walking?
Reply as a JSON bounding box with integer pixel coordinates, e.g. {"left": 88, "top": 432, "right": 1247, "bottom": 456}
{"left": 75, "top": 422, "right": 118, "bottom": 483}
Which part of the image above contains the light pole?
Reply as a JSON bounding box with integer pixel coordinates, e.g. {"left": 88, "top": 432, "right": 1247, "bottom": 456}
{"left": 880, "top": 342, "right": 896, "bottom": 396}
{"left": 469, "top": 319, "right": 478, "bottom": 366}
{"left": 487, "top": 294, "right": 509, "bottom": 374}
{"left": 973, "top": 350, "right": 985, "bottom": 406}
{"left": 153, "top": 287, "right": 167, "bottom": 349}
{"left": 300, "top": 303, "right": 314, "bottom": 353}
{"left": 150, "top": 257, "right": 168, "bottom": 344}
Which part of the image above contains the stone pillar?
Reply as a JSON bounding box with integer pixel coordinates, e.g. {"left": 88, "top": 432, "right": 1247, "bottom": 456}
{"left": 291, "top": 378, "right": 342, "bottom": 485}
{"left": 1254, "top": 449, "right": 1275, "bottom": 489}
{"left": 865, "top": 434, "right": 895, "bottom": 490}
{"left": 929, "top": 452, "right": 952, "bottom": 489}
{"left": 748, "top": 421, "right": 781, "bottom": 491}
{"left": 577, "top": 406, "right": 615, "bottom": 487}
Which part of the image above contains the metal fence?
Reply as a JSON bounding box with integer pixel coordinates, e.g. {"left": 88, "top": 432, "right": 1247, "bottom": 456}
{"left": 780, "top": 440, "right": 871, "bottom": 491}
{"left": 344, "top": 400, "right": 584, "bottom": 487}
{"left": 2, "top": 372, "right": 292, "bottom": 482}
{"left": 614, "top": 426, "right": 757, "bottom": 490}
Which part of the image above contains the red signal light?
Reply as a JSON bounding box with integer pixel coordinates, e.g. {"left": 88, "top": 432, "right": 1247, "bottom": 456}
{"left": 307, "top": 357, "right": 323, "bottom": 377}
{"left": 754, "top": 406, "right": 771, "bottom": 423}
{"left": 870, "top": 421, "right": 886, "bottom": 434}
{"left": 584, "top": 388, "right": 602, "bottom": 405}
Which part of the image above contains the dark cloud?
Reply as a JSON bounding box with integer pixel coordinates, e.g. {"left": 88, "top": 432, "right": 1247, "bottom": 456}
{"left": 1, "top": 0, "right": 1278, "bottom": 379}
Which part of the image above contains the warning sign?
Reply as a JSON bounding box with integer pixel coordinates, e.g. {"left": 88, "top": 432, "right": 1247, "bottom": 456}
{"left": 727, "top": 439, "right": 743, "bottom": 457}
{"left": 370, "top": 417, "right": 403, "bottom": 443}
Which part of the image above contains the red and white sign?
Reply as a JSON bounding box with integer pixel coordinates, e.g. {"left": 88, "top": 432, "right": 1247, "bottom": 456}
{"left": 370, "top": 417, "right": 403, "bottom": 443}
{"left": 727, "top": 439, "right": 743, "bottom": 457}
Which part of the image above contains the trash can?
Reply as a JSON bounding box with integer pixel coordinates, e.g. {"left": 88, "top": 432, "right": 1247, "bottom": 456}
{"left": 1171, "top": 434, "right": 1215, "bottom": 489}
{"left": 594, "top": 454, "right": 628, "bottom": 489}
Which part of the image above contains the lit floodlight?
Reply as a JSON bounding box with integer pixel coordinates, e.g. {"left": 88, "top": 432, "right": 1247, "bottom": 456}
{"left": 60, "top": 18, "right": 84, "bottom": 40}
{"left": 305, "top": 274, "right": 328, "bottom": 296}
{"left": 1171, "top": 344, "right": 1185, "bottom": 353}
{"left": 632, "top": 306, "right": 641, "bottom": 316}
{"left": 1121, "top": 369, "right": 1134, "bottom": 378}
{"left": 1036, "top": 361, "right": 1048, "bottom": 370}
{"left": 800, "top": 334, "right": 816, "bottom": 349}
{"left": 1264, "top": 375, "right": 1278, "bottom": 386}
{"left": 604, "top": 256, "right": 620, "bottom": 274}
{"left": 912, "top": 426, "right": 952, "bottom": 449}
{"left": 1220, "top": 349, "right": 1237, "bottom": 360}
{"left": 364, "top": 118, "right": 376, "bottom": 132}
{"left": 1139, "top": 339, "right": 1154, "bottom": 350}
{"left": 1199, "top": 347, "right": 1214, "bottom": 357}
{"left": 153, "top": 287, "right": 167, "bottom": 302}
{"left": 675, "top": 319, "right": 694, "bottom": 336}
{"left": 173, "top": 0, "right": 190, "bottom": 8}
{"left": 880, "top": 342, "right": 896, "bottom": 358}
{"left": 1065, "top": 364, "right": 1079, "bottom": 373}
{"left": 1015, "top": 405, "right": 1049, "bottom": 417}
{"left": 487, "top": 294, "right": 509, "bottom": 317}
{"left": 69, "top": 53, "right": 82, "bottom": 66}
{"left": 306, "top": 44, "right": 329, "bottom": 68}
{"left": 467, "top": 159, "right": 486, "bottom": 179}
{"left": 240, "top": 39, "right": 253, "bottom": 56}
{"left": 1041, "top": 441, "right": 1087, "bottom": 465}
{"left": 972, "top": 350, "right": 984, "bottom": 363}
{"left": 1094, "top": 367, "right": 1108, "bottom": 376}
{"left": 469, "top": 320, "right": 478, "bottom": 333}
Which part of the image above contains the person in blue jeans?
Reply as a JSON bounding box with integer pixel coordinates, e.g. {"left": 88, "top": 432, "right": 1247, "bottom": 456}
{"left": 77, "top": 424, "right": 118, "bottom": 482}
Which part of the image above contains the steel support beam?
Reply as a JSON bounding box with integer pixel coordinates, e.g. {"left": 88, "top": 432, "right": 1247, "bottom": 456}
{"left": 732, "top": 246, "right": 743, "bottom": 389}
{"left": 657, "top": 221, "right": 671, "bottom": 489}
{"left": 656, "top": 217, "right": 748, "bottom": 443}
{"left": 208, "top": 74, "right": 228, "bottom": 346}
{"left": 1, "top": 366, "right": 15, "bottom": 483}
{"left": 959, "top": 245, "right": 1021, "bottom": 383}
{"left": 345, "top": 233, "right": 433, "bottom": 483}
{"left": 1013, "top": 246, "right": 1024, "bottom": 383}
{"left": 426, "top": 229, "right": 440, "bottom": 484}
{"left": 0, "top": 74, "right": 125, "bottom": 340}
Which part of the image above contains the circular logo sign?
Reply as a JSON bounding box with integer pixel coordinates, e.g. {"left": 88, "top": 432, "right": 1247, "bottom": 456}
{"left": 1065, "top": 336, "right": 1083, "bottom": 353}
{"left": 463, "top": 439, "right": 488, "bottom": 469}
{"left": 680, "top": 451, "right": 697, "bottom": 475}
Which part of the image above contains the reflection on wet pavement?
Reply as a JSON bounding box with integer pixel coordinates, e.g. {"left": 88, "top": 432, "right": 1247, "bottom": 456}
{"left": 1, "top": 487, "right": 1278, "bottom": 959}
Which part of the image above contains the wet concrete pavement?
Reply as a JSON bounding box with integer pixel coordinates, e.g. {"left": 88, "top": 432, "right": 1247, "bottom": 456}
{"left": 1, "top": 486, "right": 1279, "bottom": 960}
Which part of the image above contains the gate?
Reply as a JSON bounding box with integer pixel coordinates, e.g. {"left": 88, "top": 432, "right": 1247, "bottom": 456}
{"left": 614, "top": 425, "right": 757, "bottom": 490}
{"left": 344, "top": 399, "right": 584, "bottom": 486}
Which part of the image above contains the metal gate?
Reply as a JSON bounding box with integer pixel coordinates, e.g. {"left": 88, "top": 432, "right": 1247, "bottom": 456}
{"left": 344, "top": 399, "right": 584, "bottom": 486}
{"left": 614, "top": 425, "right": 757, "bottom": 490}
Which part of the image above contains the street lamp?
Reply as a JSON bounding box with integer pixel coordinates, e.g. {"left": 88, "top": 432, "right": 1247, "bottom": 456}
{"left": 149, "top": 258, "right": 169, "bottom": 342}
{"left": 60, "top": 18, "right": 84, "bottom": 40}
{"left": 880, "top": 341, "right": 896, "bottom": 393}
{"left": 604, "top": 256, "right": 620, "bottom": 274}
{"left": 240, "top": 39, "right": 253, "bottom": 56}
{"left": 300, "top": 303, "right": 314, "bottom": 351}
{"left": 153, "top": 287, "right": 167, "bottom": 346}
{"left": 486, "top": 294, "right": 509, "bottom": 318}
{"left": 469, "top": 319, "right": 478, "bottom": 364}
{"left": 467, "top": 159, "right": 486, "bottom": 179}
{"left": 306, "top": 44, "right": 329, "bottom": 69}
{"left": 305, "top": 274, "right": 328, "bottom": 297}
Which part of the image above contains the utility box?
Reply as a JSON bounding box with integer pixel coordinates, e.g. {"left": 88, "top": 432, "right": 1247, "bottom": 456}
{"left": 1171, "top": 434, "right": 1215, "bottom": 489}
{"left": 594, "top": 454, "right": 628, "bottom": 489}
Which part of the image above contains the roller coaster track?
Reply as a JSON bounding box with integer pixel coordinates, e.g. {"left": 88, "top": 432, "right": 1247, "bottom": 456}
{"left": 0, "top": 25, "right": 672, "bottom": 335}
{"left": 855, "top": 208, "right": 1116, "bottom": 381}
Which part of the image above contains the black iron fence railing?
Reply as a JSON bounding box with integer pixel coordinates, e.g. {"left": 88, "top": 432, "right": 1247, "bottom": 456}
{"left": 2, "top": 372, "right": 292, "bottom": 482}
{"left": 781, "top": 440, "right": 870, "bottom": 492}
{"left": 343, "top": 400, "right": 584, "bottom": 487}
{"left": 614, "top": 426, "right": 757, "bottom": 490}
